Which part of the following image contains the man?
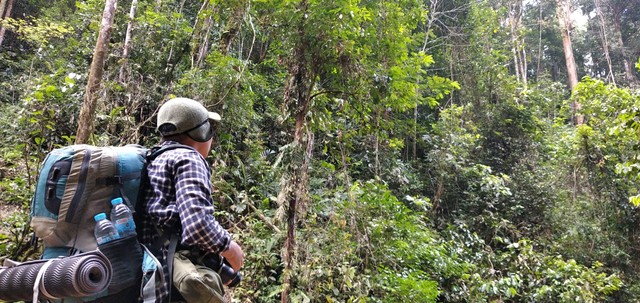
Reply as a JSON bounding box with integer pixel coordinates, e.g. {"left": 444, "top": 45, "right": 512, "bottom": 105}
{"left": 138, "top": 97, "right": 244, "bottom": 302}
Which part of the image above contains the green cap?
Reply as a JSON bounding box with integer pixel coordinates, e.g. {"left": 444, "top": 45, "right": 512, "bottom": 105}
{"left": 157, "top": 98, "right": 221, "bottom": 137}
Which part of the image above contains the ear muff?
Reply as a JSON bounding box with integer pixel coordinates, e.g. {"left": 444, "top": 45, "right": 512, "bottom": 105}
{"left": 186, "top": 120, "right": 214, "bottom": 142}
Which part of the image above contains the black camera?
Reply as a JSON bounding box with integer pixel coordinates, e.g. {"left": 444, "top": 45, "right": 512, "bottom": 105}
{"left": 199, "top": 253, "right": 242, "bottom": 287}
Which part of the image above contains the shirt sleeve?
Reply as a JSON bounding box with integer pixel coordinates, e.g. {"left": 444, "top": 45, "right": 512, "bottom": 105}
{"left": 171, "top": 150, "right": 231, "bottom": 254}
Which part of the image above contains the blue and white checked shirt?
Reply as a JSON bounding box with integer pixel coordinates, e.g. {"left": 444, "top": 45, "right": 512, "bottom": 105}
{"left": 138, "top": 141, "right": 231, "bottom": 302}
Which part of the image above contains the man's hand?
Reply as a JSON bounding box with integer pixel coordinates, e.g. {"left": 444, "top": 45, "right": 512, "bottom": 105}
{"left": 221, "top": 240, "right": 244, "bottom": 272}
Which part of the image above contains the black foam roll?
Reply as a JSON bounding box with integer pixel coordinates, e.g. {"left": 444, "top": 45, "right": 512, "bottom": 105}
{"left": 0, "top": 260, "right": 44, "bottom": 301}
{"left": 0, "top": 251, "right": 112, "bottom": 301}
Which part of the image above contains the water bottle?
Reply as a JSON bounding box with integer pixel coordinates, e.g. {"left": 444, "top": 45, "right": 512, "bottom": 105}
{"left": 94, "top": 213, "right": 119, "bottom": 245}
{"left": 110, "top": 197, "right": 136, "bottom": 237}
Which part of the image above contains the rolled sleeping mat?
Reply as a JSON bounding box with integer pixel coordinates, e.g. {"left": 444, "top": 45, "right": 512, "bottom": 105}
{"left": 0, "top": 250, "right": 112, "bottom": 302}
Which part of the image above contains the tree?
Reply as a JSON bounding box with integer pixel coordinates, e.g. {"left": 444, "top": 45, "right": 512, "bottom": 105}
{"left": 75, "top": 0, "right": 118, "bottom": 144}
{"left": 191, "top": 0, "right": 214, "bottom": 68}
{"left": 509, "top": 0, "right": 528, "bottom": 87}
{"left": 593, "top": 0, "right": 616, "bottom": 85}
{"left": 118, "top": 0, "right": 138, "bottom": 83}
{"left": 0, "top": 0, "right": 14, "bottom": 47}
{"left": 606, "top": 0, "right": 639, "bottom": 86}
{"left": 279, "top": 1, "right": 314, "bottom": 301}
{"left": 0, "top": 0, "right": 8, "bottom": 24}
{"left": 556, "top": 0, "right": 579, "bottom": 90}
{"left": 556, "top": 0, "right": 583, "bottom": 126}
{"left": 579, "top": 0, "right": 640, "bottom": 86}
{"left": 2, "top": 0, "right": 639, "bottom": 301}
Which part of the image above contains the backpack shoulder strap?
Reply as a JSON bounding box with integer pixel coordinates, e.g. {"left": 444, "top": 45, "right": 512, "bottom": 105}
{"left": 136, "top": 143, "right": 189, "bottom": 300}
{"left": 135, "top": 143, "right": 189, "bottom": 213}
{"left": 146, "top": 143, "right": 192, "bottom": 162}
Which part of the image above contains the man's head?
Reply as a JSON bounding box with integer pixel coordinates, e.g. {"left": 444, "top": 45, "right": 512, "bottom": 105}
{"left": 157, "top": 97, "right": 221, "bottom": 156}
{"left": 157, "top": 97, "right": 221, "bottom": 141}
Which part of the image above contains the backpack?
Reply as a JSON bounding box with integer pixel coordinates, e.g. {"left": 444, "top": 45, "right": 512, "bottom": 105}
{"left": 30, "top": 144, "right": 146, "bottom": 254}
{"left": 0, "top": 144, "right": 178, "bottom": 302}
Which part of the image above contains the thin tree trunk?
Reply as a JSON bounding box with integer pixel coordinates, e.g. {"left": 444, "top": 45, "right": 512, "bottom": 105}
{"left": 194, "top": 15, "right": 213, "bottom": 67}
{"left": 75, "top": 0, "right": 118, "bottom": 144}
{"left": 192, "top": 0, "right": 214, "bottom": 68}
{"left": 537, "top": 0, "right": 543, "bottom": 80}
{"left": 0, "top": 0, "right": 8, "bottom": 22}
{"left": 556, "top": 0, "right": 579, "bottom": 90}
{"left": 164, "top": 0, "right": 186, "bottom": 74}
{"left": 509, "top": 0, "right": 527, "bottom": 88}
{"left": 220, "top": 4, "right": 245, "bottom": 56}
{"left": 556, "top": 0, "right": 581, "bottom": 125}
{"left": 594, "top": 0, "right": 616, "bottom": 86}
{"left": 512, "top": 39, "right": 521, "bottom": 82}
{"left": 119, "top": 0, "right": 138, "bottom": 83}
{"left": 0, "top": 0, "right": 14, "bottom": 47}
{"left": 413, "top": 105, "right": 417, "bottom": 160}
{"left": 412, "top": 0, "right": 439, "bottom": 161}
{"left": 521, "top": 47, "right": 527, "bottom": 87}
{"left": 281, "top": 1, "right": 312, "bottom": 302}
{"left": 609, "top": 5, "right": 637, "bottom": 86}
{"left": 509, "top": 2, "right": 521, "bottom": 83}
{"left": 374, "top": 111, "right": 380, "bottom": 177}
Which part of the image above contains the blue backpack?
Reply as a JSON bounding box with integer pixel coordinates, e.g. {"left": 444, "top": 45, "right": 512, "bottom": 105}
{"left": 0, "top": 144, "right": 178, "bottom": 302}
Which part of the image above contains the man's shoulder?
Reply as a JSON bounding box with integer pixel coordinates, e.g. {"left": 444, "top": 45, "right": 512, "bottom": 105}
{"left": 154, "top": 141, "right": 198, "bottom": 157}
{"left": 152, "top": 142, "right": 207, "bottom": 166}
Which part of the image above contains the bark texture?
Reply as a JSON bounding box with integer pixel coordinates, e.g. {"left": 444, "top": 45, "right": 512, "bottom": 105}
{"left": 556, "top": 0, "right": 579, "bottom": 90}
{"left": 281, "top": 1, "right": 314, "bottom": 301}
{"left": 119, "top": 0, "right": 138, "bottom": 83}
{"left": 75, "top": 0, "right": 118, "bottom": 144}
{"left": 0, "top": 0, "right": 14, "bottom": 47}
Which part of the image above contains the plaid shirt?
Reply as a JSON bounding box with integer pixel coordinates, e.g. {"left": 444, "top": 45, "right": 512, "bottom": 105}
{"left": 138, "top": 141, "right": 231, "bottom": 302}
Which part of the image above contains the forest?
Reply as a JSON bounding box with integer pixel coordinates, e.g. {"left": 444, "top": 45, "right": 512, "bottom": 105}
{"left": 0, "top": 0, "right": 640, "bottom": 302}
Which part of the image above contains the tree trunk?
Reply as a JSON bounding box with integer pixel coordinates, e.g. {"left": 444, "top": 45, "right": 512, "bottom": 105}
{"left": 220, "top": 4, "right": 245, "bottom": 56}
{"left": 75, "top": 0, "right": 118, "bottom": 144}
{"left": 556, "top": 0, "right": 582, "bottom": 125}
{"left": 119, "top": 0, "right": 138, "bottom": 83}
{"left": 0, "top": 0, "right": 14, "bottom": 47}
{"left": 556, "top": 0, "right": 579, "bottom": 90}
{"left": 536, "top": 0, "right": 543, "bottom": 80}
{"left": 374, "top": 112, "right": 380, "bottom": 177}
{"left": 594, "top": 0, "right": 616, "bottom": 86}
{"left": 412, "top": 105, "right": 417, "bottom": 160}
{"left": 163, "top": 0, "right": 186, "bottom": 75}
{"left": 609, "top": 2, "right": 637, "bottom": 86}
{"left": 192, "top": 0, "right": 214, "bottom": 68}
{"left": 509, "top": 0, "right": 526, "bottom": 88}
{"left": 281, "top": 1, "right": 313, "bottom": 302}
{"left": 521, "top": 46, "right": 527, "bottom": 87}
{"left": 0, "top": 0, "right": 8, "bottom": 22}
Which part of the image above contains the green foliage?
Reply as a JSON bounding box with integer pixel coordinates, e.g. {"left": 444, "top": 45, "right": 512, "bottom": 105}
{"left": 19, "top": 70, "right": 83, "bottom": 150}
{"left": 0, "top": 171, "right": 31, "bottom": 207}
{"left": 0, "top": 210, "right": 40, "bottom": 262}
{"left": 1, "top": 0, "right": 640, "bottom": 302}
{"left": 0, "top": 106, "right": 38, "bottom": 207}
{"left": 304, "top": 181, "right": 451, "bottom": 303}
{"left": 493, "top": 240, "right": 622, "bottom": 302}
{"left": 0, "top": 17, "right": 72, "bottom": 47}
{"left": 436, "top": 226, "right": 622, "bottom": 302}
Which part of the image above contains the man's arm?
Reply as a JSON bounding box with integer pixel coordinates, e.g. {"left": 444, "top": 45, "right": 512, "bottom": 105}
{"left": 172, "top": 151, "right": 231, "bottom": 253}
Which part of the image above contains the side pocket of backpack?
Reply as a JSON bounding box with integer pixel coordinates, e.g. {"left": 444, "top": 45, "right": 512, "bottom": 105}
{"left": 140, "top": 244, "right": 164, "bottom": 303}
{"left": 30, "top": 147, "right": 75, "bottom": 245}
{"left": 98, "top": 235, "right": 143, "bottom": 293}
